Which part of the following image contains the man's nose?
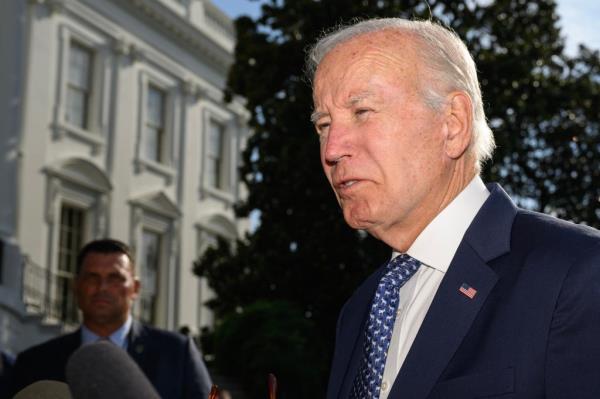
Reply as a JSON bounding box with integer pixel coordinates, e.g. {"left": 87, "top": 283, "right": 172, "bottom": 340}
{"left": 323, "top": 122, "right": 352, "bottom": 166}
{"left": 97, "top": 278, "right": 111, "bottom": 290}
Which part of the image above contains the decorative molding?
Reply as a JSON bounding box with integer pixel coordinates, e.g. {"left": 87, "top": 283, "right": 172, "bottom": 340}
{"left": 112, "top": 36, "right": 130, "bottom": 57}
{"left": 169, "top": 219, "right": 180, "bottom": 254}
{"left": 44, "top": 158, "right": 112, "bottom": 193}
{"left": 45, "top": 177, "right": 61, "bottom": 224}
{"left": 130, "top": 207, "right": 144, "bottom": 255}
{"left": 182, "top": 80, "right": 199, "bottom": 100}
{"left": 129, "top": 43, "right": 146, "bottom": 63}
{"left": 109, "top": 0, "right": 234, "bottom": 71}
{"left": 51, "top": 123, "right": 105, "bottom": 155}
{"left": 129, "top": 191, "right": 181, "bottom": 220}
{"left": 96, "top": 194, "right": 109, "bottom": 237}
{"left": 195, "top": 213, "right": 237, "bottom": 240}
{"left": 48, "top": 0, "right": 66, "bottom": 15}
{"left": 30, "top": 0, "right": 66, "bottom": 15}
{"left": 134, "top": 158, "right": 176, "bottom": 186}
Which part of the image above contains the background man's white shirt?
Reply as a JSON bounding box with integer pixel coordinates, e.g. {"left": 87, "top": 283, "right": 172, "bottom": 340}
{"left": 81, "top": 314, "right": 132, "bottom": 350}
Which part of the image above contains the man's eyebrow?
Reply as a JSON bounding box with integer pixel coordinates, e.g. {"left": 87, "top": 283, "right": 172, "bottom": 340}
{"left": 345, "top": 91, "right": 374, "bottom": 107}
{"left": 310, "top": 110, "right": 328, "bottom": 124}
{"left": 310, "top": 91, "right": 375, "bottom": 123}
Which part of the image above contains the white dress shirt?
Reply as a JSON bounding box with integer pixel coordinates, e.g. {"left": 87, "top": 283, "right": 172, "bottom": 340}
{"left": 81, "top": 314, "right": 133, "bottom": 350}
{"left": 378, "top": 176, "right": 490, "bottom": 398}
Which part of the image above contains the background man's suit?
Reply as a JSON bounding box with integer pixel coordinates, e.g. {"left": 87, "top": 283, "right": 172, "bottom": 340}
{"left": 10, "top": 320, "right": 212, "bottom": 399}
{"left": 0, "top": 351, "right": 14, "bottom": 399}
{"left": 327, "top": 184, "right": 600, "bottom": 398}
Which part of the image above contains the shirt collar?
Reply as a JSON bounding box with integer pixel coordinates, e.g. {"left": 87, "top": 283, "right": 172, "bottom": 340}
{"left": 81, "top": 314, "right": 132, "bottom": 349}
{"left": 393, "top": 176, "right": 489, "bottom": 272}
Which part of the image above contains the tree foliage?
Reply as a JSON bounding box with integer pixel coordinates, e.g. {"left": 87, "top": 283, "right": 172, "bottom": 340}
{"left": 195, "top": 0, "right": 600, "bottom": 396}
{"left": 210, "top": 300, "right": 325, "bottom": 399}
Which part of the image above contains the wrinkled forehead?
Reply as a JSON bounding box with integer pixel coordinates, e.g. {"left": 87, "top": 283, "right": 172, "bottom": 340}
{"left": 312, "top": 30, "right": 421, "bottom": 103}
{"left": 314, "top": 29, "right": 418, "bottom": 73}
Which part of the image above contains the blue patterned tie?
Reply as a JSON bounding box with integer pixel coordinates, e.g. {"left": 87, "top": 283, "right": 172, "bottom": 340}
{"left": 350, "top": 253, "right": 421, "bottom": 399}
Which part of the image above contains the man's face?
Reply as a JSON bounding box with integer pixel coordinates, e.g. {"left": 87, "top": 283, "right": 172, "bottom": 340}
{"left": 312, "top": 31, "right": 454, "bottom": 247}
{"left": 75, "top": 252, "right": 140, "bottom": 328}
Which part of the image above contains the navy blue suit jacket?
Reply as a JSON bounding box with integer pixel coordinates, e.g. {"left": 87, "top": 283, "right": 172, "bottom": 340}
{"left": 10, "top": 321, "right": 212, "bottom": 399}
{"left": 327, "top": 184, "right": 600, "bottom": 399}
{"left": 0, "top": 351, "right": 14, "bottom": 399}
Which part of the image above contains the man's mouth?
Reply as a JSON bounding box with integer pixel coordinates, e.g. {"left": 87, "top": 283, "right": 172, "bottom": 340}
{"left": 92, "top": 297, "right": 112, "bottom": 304}
{"left": 341, "top": 180, "right": 358, "bottom": 188}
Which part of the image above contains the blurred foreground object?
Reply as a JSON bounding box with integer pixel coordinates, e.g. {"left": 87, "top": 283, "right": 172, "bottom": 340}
{"left": 208, "top": 385, "right": 219, "bottom": 399}
{"left": 12, "top": 380, "right": 71, "bottom": 399}
{"left": 268, "top": 373, "right": 277, "bottom": 399}
{"left": 66, "top": 341, "right": 160, "bottom": 399}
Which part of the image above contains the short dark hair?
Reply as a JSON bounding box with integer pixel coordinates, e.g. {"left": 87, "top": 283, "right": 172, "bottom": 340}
{"left": 76, "top": 238, "right": 135, "bottom": 275}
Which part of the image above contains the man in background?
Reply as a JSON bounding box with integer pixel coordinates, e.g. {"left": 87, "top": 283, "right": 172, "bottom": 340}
{"left": 307, "top": 18, "right": 600, "bottom": 398}
{"left": 10, "top": 238, "right": 212, "bottom": 398}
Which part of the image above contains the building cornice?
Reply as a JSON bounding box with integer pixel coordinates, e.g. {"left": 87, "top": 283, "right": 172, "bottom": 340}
{"left": 31, "top": 0, "right": 235, "bottom": 71}
{"left": 110, "top": 0, "right": 234, "bottom": 70}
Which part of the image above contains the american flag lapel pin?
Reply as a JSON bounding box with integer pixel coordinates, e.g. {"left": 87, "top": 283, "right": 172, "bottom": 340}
{"left": 459, "top": 283, "right": 477, "bottom": 299}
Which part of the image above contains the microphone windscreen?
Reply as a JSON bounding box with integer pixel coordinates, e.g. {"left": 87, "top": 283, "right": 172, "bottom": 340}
{"left": 12, "top": 380, "right": 72, "bottom": 399}
{"left": 65, "top": 341, "right": 160, "bottom": 399}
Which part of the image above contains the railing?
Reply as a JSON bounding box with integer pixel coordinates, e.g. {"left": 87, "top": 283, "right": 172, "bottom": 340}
{"left": 22, "top": 256, "right": 79, "bottom": 325}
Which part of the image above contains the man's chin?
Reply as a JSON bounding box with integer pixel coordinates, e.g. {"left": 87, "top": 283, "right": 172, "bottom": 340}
{"left": 343, "top": 213, "right": 375, "bottom": 232}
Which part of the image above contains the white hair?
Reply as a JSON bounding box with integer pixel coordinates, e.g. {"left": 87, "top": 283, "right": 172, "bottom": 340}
{"left": 306, "top": 18, "right": 495, "bottom": 171}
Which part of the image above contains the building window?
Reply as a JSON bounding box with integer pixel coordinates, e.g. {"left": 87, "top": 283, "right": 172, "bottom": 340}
{"left": 206, "top": 120, "right": 225, "bottom": 189}
{"left": 140, "top": 229, "right": 162, "bottom": 324}
{"left": 66, "top": 42, "right": 93, "bottom": 129}
{"left": 57, "top": 204, "right": 86, "bottom": 323}
{"left": 145, "top": 85, "right": 166, "bottom": 163}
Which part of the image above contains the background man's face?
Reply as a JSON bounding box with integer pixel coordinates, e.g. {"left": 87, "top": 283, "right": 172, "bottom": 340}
{"left": 312, "top": 31, "right": 453, "bottom": 243}
{"left": 75, "top": 252, "right": 140, "bottom": 327}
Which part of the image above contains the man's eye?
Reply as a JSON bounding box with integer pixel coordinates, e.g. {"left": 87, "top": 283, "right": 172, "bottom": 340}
{"left": 355, "top": 108, "right": 371, "bottom": 117}
{"left": 108, "top": 275, "right": 125, "bottom": 284}
{"left": 316, "top": 122, "right": 330, "bottom": 135}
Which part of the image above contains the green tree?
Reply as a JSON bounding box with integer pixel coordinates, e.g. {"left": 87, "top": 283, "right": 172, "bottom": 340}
{"left": 195, "top": 1, "right": 599, "bottom": 396}
{"left": 212, "top": 301, "right": 325, "bottom": 398}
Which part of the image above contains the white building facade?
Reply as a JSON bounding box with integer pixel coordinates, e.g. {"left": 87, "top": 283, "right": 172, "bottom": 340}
{"left": 0, "top": 0, "right": 249, "bottom": 354}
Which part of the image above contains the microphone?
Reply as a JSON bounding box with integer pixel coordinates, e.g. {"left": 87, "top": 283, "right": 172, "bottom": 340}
{"left": 12, "top": 380, "right": 72, "bottom": 399}
{"left": 65, "top": 341, "right": 160, "bottom": 399}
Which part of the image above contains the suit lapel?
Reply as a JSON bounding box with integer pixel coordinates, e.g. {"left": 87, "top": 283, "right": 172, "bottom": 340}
{"left": 127, "top": 320, "right": 148, "bottom": 367}
{"left": 388, "top": 244, "right": 497, "bottom": 398}
{"left": 388, "top": 183, "right": 517, "bottom": 399}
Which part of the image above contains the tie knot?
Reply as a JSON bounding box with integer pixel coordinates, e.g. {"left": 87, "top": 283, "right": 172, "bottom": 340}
{"left": 382, "top": 253, "right": 420, "bottom": 287}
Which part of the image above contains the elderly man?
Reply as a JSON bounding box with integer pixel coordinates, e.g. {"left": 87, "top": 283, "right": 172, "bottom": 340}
{"left": 307, "top": 19, "right": 600, "bottom": 399}
{"left": 11, "top": 239, "right": 212, "bottom": 398}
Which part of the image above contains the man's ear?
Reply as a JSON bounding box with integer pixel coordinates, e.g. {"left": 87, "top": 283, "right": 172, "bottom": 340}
{"left": 443, "top": 91, "right": 473, "bottom": 159}
{"left": 132, "top": 277, "right": 141, "bottom": 299}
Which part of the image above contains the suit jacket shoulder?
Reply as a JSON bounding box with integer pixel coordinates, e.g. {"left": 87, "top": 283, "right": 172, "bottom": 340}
{"left": 11, "top": 330, "right": 80, "bottom": 395}
{"left": 128, "top": 322, "right": 212, "bottom": 399}
{"left": 512, "top": 208, "right": 600, "bottom": 256}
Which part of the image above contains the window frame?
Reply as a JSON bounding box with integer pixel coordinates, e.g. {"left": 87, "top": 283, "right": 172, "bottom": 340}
{"left": 200, "top": 103, "right": 237, "bottom": 203}
{"left": 65, "top": 40, "right": 94, "bottom": 130}
{"left": 56, "top": 203, "right": 88, "bottom": 324}
{"left": 135, "top": 69, "right": 179, "bottom": 181}
{"left": 144, "top": 84, "right": 167, "bottom": 163}
{"left": 129, "top": 195, "right": 179, "bottom": 330}
{"left": 52, "top": 23, "right": 112, "bottom": 152}
{"left": 139, "top": 227, "right": 165, "bottom": 325}
{"left": 206, "top": 118, "right": 226, "bottom": 190}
